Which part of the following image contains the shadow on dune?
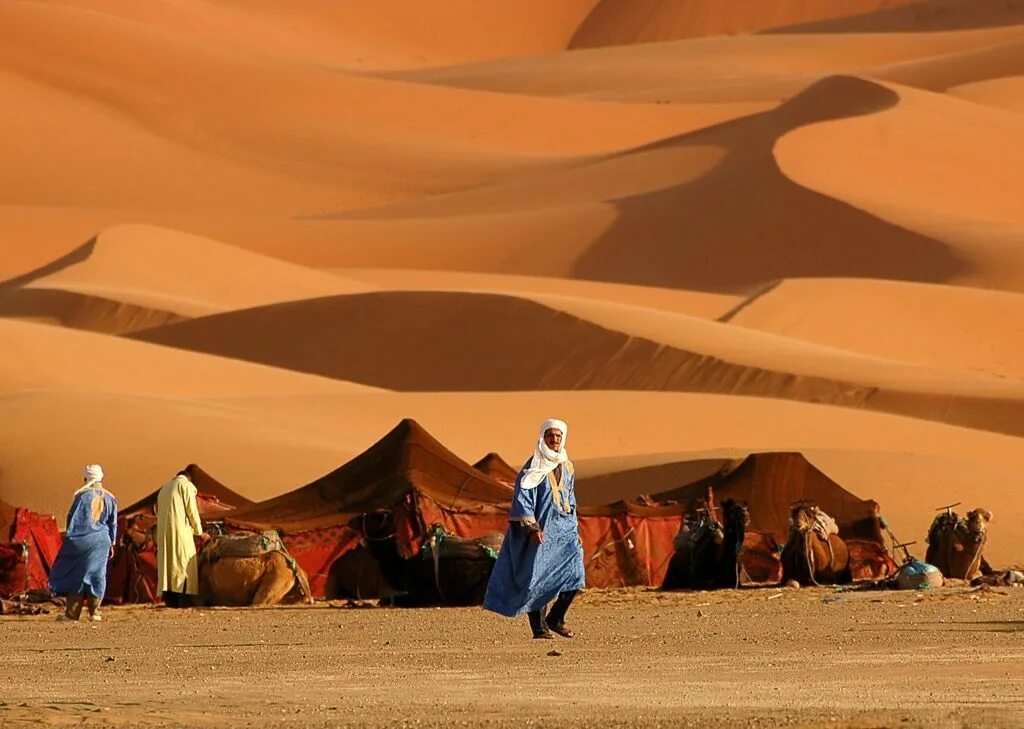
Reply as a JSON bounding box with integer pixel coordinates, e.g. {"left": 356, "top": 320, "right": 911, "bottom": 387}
{"left": 571, "top": 76, "right": 966, "bottom": 291}
{"left": 771, "top": 0, "right": 1024, "bottom": 34}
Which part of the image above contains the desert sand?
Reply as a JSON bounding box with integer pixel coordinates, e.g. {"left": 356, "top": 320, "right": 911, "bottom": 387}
{"left": 2, "top": 588, "right": 1023, "bottom": 728}
{"left": 2, "top": 1, "right": 1023, "bottom": 725}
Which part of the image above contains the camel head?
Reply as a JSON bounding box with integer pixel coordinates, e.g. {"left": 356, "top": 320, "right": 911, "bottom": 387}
{"left": 790, "top": 505, "right": 816, "bottom": 534}
{"left": 965, "top": 508, "right": 993, "bottom": 542}
{"left": 723, "top": 499, "right": 750, "bottom": 531}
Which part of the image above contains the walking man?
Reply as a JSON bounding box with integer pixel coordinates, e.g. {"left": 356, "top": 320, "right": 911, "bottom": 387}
{"left": 484, "top": 419, "right": 585, "bottom": 639}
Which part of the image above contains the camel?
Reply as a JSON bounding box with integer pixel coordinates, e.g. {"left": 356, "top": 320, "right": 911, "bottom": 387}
{"left": 720, "top": 499, "right": 749, "bottom": 589}
{"left": 781, "top": 506, "right": 851, "bottom": 586}
{"left": 661, "top": 509, "right": 725, "bottom": 590}
{"left": 925, "top": 507, "right": 993, "bottom": 581}
{"left": 197, "top": 534, "right": 313, "bottom": 607}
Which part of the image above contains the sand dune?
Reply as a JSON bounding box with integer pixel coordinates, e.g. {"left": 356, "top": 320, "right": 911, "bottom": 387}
{"left": 3, "top": 224, "right": 372, "bottom": 325}
{"left": 570, "top": 0, "right": 927, "bottom": 48}
{"left": 775, "top": 0, "right": 1024, "bottom": 33}
{"left": 727, "top": 278, "right": 1024, "bottom": 381}
{"left": 0, "top": 389, "right": 352, "bottom": 520}
{"left": 0, "top": 318, "right": 379, "bottom": 399}
{"left": 30, "top": 0, "right": 599, "bottom": 71}
{"left": 128, "top": 290, "right": 1024, "bottom": 437}
{"left": 337, "top": 268, "right": 742, "bottom": 320}
{"left": 2, "top": 0, "right": 1023, "bottom": 572}
{"left": 395, "top": 27, "right": 1024, "bottom": 102}
{"left": 775, "top": 81, "right": 1024, "bottom": 291}
{"left": 949, "top": 75, "right": 1024, "bottom": 112}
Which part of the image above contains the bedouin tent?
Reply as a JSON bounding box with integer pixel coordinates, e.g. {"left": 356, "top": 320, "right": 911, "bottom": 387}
{"left": 0, "top": 498, "right": 62, "bottom": 597}
{"left": 105, "top": 464, "right": 254, "bottom": 603}
{"left": 472, "top": 452, "right": 519, "bottom": 487}
{"left": 227, "top": 419, "right": 514, "bottom": 600}
{"left": 653, "top": 452, "right": 896, "bottom": 581}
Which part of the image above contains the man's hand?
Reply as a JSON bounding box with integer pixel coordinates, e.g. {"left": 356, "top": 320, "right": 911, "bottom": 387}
{"left": 529, "top": 529, "right": 545, "bottom": 545}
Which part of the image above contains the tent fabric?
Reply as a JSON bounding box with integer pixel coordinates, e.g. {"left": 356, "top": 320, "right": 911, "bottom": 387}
{"left": 226, "top": 420, "right": 515, "bottom": 598}
{"left": 472, "top": 453, "right": 518, "bottom": 486}
{"left": 120, "top": 463, "right": 253, "bottom": 518}
{"left": 654, "top": 453, "right": 887, "bottom": 543}
{"left": 0, "top": 500, "right": 63, "bottom": 597}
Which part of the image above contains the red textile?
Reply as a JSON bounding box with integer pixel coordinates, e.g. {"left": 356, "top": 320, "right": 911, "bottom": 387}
{"left": 0, "top": 504, "right": 62, "bottom": 597}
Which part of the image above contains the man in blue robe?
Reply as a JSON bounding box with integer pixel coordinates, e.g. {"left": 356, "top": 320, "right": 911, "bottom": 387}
{"left": 484, "top": 419, "right": 585, "bottom": 639}
{"left": 49, "top": 464, "right": 118, "bottom": 621}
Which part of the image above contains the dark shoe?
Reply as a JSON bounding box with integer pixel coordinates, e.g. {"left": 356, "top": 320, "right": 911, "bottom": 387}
{"left": 532, "top": 630, "right": 555, "bottom": 640}
{"left": 549, "top": 624, "right": 575, "bottom": 638}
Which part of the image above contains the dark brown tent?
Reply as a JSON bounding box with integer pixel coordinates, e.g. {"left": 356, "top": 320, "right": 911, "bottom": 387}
{"left": 227, "top": 419, "right": 514, "bottom": 598}
{"left": 119, "top": 463, "right": 254, "bottom": 519}
{"left": 654, "top": 452, "right": 886, "bottom": 544}
{"left": 472, "top": 453, "right": 519, "bottom": 487}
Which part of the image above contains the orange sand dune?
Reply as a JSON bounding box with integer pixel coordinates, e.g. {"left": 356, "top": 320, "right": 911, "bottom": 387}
{"left": 728, "top": 279, "right": 1024, "bottom": 381}
{"left": 395, "top": 27, "right": 1024, "bottom": 102}
{"left": 5, "top": 224, "right": 372, "bottom": 321}
{"left": 874, "top": 38, "right": 1024, "bottom": 91}
{"left": 128, "top": 290, "right": 1024, "bottom": 437}
{"left": 31, "top": 0, "right": 600, "bottom": 71}
{"left": 570, "top": 0, "right": 926, "bottom": 48}
{"left": 0, "top": 319, "right": 379, "bottom": 400}
{"left": 0, "top": 1, "right": 725, "bottom": 216}
{"left": 338, "top": 268, "right": 741, "bottom": 320}
{"left": 0, "top": 390, "right": 353, "bottom": 519}
{"left": 775, "top": 81, "right": 1024, "bottom": 291}
{"left": 775, "top": 0, "right": 1024, "bottom": 33}
{"left": 310, "top": 77, "right": 970, "bottom": 290}
{"left": 949, "top": 75, "right": 1024, "bottom": 112}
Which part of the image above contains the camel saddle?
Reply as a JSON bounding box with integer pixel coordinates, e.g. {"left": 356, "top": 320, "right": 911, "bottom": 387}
{"left": 421, "top": 526, "right": 504, "bottom": 561}
{"left": 202, "top": 531, "right": 287, "bottom": 562}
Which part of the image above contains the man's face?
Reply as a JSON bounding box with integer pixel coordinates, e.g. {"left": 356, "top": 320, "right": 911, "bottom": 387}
{"left": 544, "top": 428, "right": 563, "bottom": 451}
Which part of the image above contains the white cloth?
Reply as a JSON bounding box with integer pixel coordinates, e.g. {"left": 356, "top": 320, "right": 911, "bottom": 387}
{"left": 155, "top": 475, "right": 204, "bottom": 595}
{"left": 519, "top": 418, "right": 569, "bottom": 490}
{"left": 74, "top": 464, "right": 105, "bottom": 495}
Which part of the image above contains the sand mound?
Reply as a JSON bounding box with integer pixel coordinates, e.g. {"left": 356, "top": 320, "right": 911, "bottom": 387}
{"left": 4, "top": 224, "right": 371, "bottom": 321}
{"left": 397, "top": 27, "right": 1024, "bottom": 102}
{"left": 727, "top": 279, "right": 1024, "bottom": 380}
{"left": 775, "top": 0, "right": 1024, "bottom": 33}
{"left": 0, "top": 318, "right": 378, "bottom": 400}
{"left": 570, "top": 0, "right": 927, "bottom": 47}
{"left": 46, "top": 0, "right": 598, "bottom": 71}
{"left": 949, "top": 75, "right": 1024, "bottom": 112}
{"left": 875, "top": 38, "right": 1024, "bottom": 92}
{"left": 0, "top": 390, "right": 350, "bottom": 521}
{"left": 775, "top": 81, "right": 1024, "bottom": 291}
{"left": 128, "top": 290, "right": 1024, "bottom": 436}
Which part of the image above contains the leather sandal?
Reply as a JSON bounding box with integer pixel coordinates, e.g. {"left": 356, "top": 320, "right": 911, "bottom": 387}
{"left": 549, "top": 624, "right": 575, "bottom": 638}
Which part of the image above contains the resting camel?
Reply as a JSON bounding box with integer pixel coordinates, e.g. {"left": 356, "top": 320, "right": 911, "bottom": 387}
{"left": 781, "top": 506, "right": 851, "bottom": 586}
{"left": 661, "top": 508, "right": 725, "bottom": 590}
{"left": 925, "top": 508, "right": 993, "bottom": 581}
{"left": 197, "top": 535, "right": 313, "bottom": 607}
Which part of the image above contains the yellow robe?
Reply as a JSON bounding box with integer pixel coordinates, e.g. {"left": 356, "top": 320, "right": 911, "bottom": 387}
{"left": 155, "top": 475, "right": 203, "bottom": 595}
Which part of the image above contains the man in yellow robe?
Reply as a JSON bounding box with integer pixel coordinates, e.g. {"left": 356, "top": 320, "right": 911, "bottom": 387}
{"left": 155, "top": 470, "right": 204, "bottom": 607}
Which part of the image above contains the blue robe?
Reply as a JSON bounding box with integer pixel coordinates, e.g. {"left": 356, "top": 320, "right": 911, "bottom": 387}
{"left": 49, "top": 488, "right": 117, "bottom": 599}
{"left": 483, "top": 460, "right": 585, "bottom": 617}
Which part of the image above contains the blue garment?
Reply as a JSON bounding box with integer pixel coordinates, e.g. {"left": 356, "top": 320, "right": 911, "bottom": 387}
{"left": 483, "top": 460, "right": 585, "bottom": 617}
{"left": 49, "top": 487, "right": 117, "bottom": 598}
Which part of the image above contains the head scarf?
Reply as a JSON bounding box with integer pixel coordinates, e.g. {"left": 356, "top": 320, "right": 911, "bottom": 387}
{"left": 75, "top": 464, "right": 105, "bottom": 495}
{"left": 519, "top": 419, "right": 568, "bottom": 490}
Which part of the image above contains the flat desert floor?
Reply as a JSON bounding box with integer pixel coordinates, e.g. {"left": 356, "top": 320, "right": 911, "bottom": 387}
{"left": 2, "top": 588, "right": 1023, "bottom": 729}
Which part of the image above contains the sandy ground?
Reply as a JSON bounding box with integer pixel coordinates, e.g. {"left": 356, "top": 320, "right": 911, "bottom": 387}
{"left": 2, "top": 588, "right": 1023, "bottom": 729}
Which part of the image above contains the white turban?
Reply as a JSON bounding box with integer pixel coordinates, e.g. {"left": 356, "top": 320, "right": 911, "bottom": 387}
{"left": 519, "top": 419, "right": 568, "bottom": 490}
{"left": 75, "top": 464, "right": 104, "bottom": 494}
